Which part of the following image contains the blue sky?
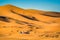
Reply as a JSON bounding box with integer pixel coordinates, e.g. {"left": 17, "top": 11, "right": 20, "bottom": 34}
{"left": 0, "top": 0, "right": 60, "bottom": 12}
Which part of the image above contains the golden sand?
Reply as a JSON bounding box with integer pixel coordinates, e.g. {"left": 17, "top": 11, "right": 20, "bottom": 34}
{"left": 0, "top": 5, "right": 60, "bottom": 40}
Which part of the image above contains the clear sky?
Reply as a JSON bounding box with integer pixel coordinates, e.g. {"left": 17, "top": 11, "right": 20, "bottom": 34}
{"left": 0, "top": 0, "right": 60, "bottom": 12}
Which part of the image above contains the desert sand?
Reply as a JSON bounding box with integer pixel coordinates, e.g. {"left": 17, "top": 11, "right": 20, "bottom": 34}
{"left": 0, "top": 4, "right": 60, "bottom": 40}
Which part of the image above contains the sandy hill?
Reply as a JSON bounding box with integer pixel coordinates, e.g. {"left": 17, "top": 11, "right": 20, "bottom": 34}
{"left": 0, "top": 4, "right": 60, "bottom": 40}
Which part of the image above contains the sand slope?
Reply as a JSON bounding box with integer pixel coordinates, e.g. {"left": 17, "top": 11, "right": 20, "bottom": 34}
{"left": 0, "top": 4, "right": 60, "bottom": 40}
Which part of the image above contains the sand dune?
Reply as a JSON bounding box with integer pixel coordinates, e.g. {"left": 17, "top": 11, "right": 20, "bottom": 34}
{"left": 0, "top": 4, "right": 60, "bottom": 40}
